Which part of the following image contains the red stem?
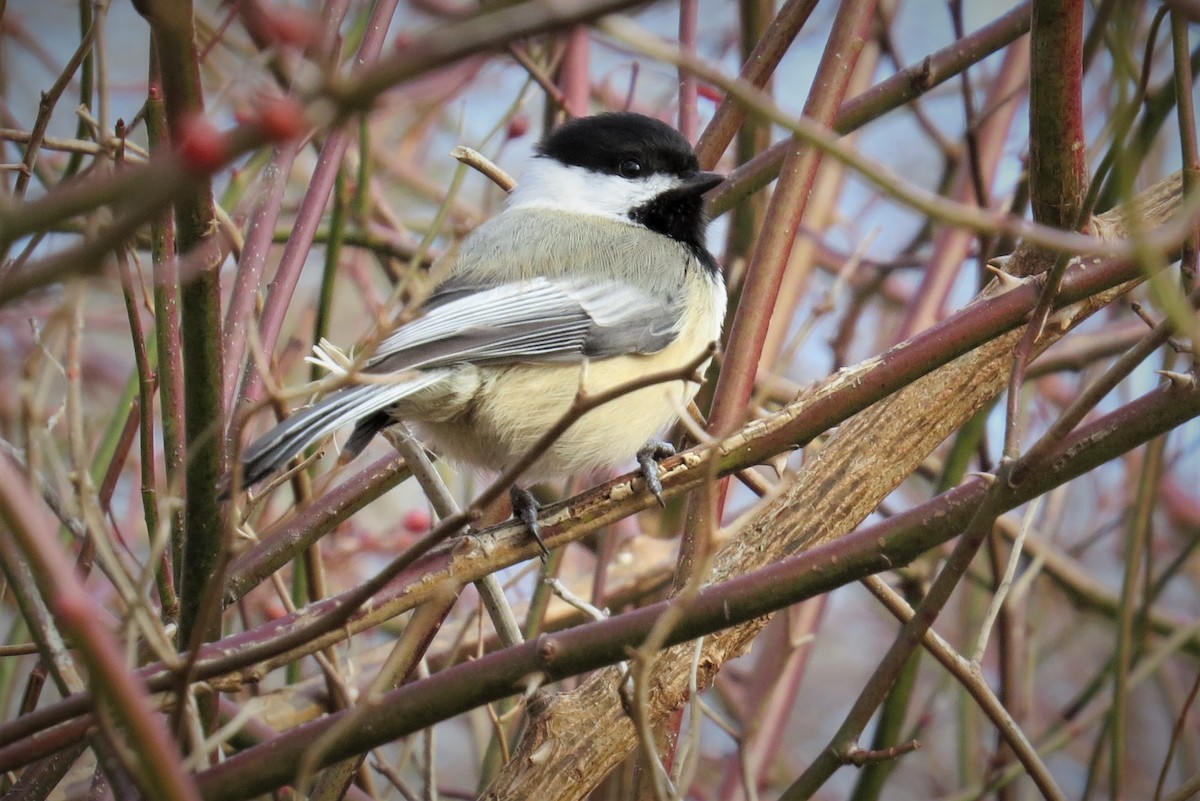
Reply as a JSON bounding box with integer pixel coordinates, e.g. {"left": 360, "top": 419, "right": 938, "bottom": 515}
{"left": 1028, "top": 0, "right": 1087, "bottom": 228}
{"left": 896, "top": 35, "right": 1031, "bottom": 338}
{"left": 684, "top": 0, "right": 877, "bottom": 584}
{"left": 706, "top": 0, "right": 875, "bottom": 435}
{"left": 235, "top": 0, "right": 403, "bottom": 409}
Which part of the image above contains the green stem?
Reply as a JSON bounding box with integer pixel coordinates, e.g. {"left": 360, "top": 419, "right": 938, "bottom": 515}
{"left": 145, "top": 40, "right": 186, "bottom": 624}
{"left": 1110, "top": 435, "right": 1167, "bottom": 797}
{"left": 138, "top": 0, "right": 227, "bottom": 651}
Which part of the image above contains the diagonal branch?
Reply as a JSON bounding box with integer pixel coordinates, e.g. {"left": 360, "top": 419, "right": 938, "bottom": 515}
{"left": 183, "top": 374, "right": 1200, "bottom": 801}
{"left": 477, "top": 177, "right": 1188, "bottom": 801}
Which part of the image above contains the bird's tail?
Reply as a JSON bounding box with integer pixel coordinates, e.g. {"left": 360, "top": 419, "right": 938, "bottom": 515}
{"left": 232, "top": 374, "right": 440, "bottom": 490}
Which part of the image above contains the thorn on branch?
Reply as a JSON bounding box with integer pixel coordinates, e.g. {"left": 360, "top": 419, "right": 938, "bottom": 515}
{"left": 964, "top": 470, "right": 997, "bottom": 486}
{"left": 913, "top": 55, "right": 935, "bottom": 91}
{"left": 1155, "top": 369, "right": 1196, "bottom": 389}
{"left": 764, "top": 451, "right": 789, "bottom": 479}
{"left": 983, "top": 260, "right": 1028, "bottom": 293}
{"left": 842, "top": 739, "right": 922, "bottom": 767}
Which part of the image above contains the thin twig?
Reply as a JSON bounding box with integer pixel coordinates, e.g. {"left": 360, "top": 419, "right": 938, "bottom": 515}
{"left": 7, "top": 373, "right": 1200, "bottom": 775}
{"left": 970, "top": 495, "right": 1042, "bottom": 665}
{"left": 863, "top": 576, "right": 1063, "bottom": 797}
{"left": 383, "top": 425, "right": 524, "bottom": 649}
{"left": 451, "top": 145, "right": 515, "bottom": 192}
{"left": 602, "top": 15, "right": 1200, "bottom": 261}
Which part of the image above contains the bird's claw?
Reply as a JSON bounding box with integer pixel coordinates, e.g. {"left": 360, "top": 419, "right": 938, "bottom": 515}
{"left": 510, "top": 486, "right": 549, "bottom": 561}
{"left": 637, "top": 441, "right": 675, "bottom": 507}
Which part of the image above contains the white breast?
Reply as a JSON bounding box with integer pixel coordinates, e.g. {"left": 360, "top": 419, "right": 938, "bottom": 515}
{"left": 412, "top": 262, "right": 725, "bottom": 482}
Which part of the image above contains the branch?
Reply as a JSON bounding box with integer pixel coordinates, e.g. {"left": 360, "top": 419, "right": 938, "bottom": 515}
{"left": 136, "top": 0, "right": 228, "bottom": 661}
{"left": 0, "top": 455, "right": 201, "bottom": 801}
{"left": 0, "top": 175, "right": 1188, "bottom": 773}
{"left": 477, "top": 180, "right": 1189, "bottom": 799}
{"left": 184, "top": 376, "right": 1200, "bottom": 801}
{"left": 1028, "top": 0, "right": 1087, "bottom": 228}
{"left": 708, "top": 3, "right": 1033, "bottom": 213}
{"left": 684, "top": 0, "right": 876, "bottom": 583}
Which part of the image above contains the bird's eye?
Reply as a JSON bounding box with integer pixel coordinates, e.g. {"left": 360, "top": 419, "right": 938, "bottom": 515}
{"left": 618, "top": 159, "right": 643, "bottom": 178}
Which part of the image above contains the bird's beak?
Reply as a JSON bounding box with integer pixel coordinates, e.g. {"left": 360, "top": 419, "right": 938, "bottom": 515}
{"left": 682, "top": 171, "right": 724, "bottom": 195}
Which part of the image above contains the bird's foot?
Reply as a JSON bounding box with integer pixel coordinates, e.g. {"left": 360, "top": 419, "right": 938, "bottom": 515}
{"left": 510, "top": 485, "right": 549, "bottom": 561}
{"left": 636, "top": 441, "right": 676, "bottom": 507}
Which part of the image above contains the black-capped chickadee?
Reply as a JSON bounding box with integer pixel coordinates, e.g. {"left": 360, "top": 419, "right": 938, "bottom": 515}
{"left": 234, "top": 112, "right": 726, "bottom": 548}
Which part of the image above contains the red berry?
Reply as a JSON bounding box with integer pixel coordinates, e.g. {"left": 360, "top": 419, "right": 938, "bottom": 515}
{"left": 256, "top": 96, "right": 307, "bottom": 142}
{"left": 403, "top": 508, "right": 431, "bottom": 533}
{"left": 177, "top": 115, "right": 229, "bottom": 175}
{"left": 506, "top": 114, "right": 530, "bottom": 140}
{"left": 232, "top": 106, "right": 255, "bottom": 126}
{"left": 262, "top": 5, "right": 319, "bottom": 47}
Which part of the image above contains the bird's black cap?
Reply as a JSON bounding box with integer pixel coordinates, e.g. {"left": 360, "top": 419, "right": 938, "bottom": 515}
{"left": 537, "top": 112, "right": 703, "bottom": 180}
{"left": 537, "top": 113, "right": 721, "bottom": 267}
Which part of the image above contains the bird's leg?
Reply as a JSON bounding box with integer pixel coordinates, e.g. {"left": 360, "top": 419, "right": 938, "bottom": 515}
{"left": 636, "top": 440, "right": 676, "bottom": 507}
{"left": 510, "top": 485, "right": 549, "bottom": 560}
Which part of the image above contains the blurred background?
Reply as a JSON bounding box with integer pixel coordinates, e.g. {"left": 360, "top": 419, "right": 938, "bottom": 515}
{"left": 1, "top": 1, "right": 1198, "bottom": 799}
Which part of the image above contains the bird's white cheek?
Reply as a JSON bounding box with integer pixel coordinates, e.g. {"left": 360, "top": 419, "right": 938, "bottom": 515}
{"left": 507, "top": 160, "right": 683, "bottom": 223}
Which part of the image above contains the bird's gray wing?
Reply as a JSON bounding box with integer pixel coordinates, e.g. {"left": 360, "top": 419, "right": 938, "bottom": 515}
{"left": 363, "top": 276, "right": 681, "bottom": 374}
{"left": 234, "top": 277, "right": 680, "bottom": 488}
{"left": 234, "top": 374, "right": 444, "bottom": 488}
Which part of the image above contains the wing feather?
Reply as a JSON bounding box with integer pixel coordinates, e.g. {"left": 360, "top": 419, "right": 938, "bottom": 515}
{"left": 237, "top": 374, "right": 442, "bottom": 487}
{"left": 234, "top": 275, "right": 681, "bottom": 488}
{"left": 365, "top": 276, "right": 679, "bottom": 374}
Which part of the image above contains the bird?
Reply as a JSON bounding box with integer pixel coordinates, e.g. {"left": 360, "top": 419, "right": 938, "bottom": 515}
{"left": 232, "top": 112, "right": 726, "bottom": 552}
